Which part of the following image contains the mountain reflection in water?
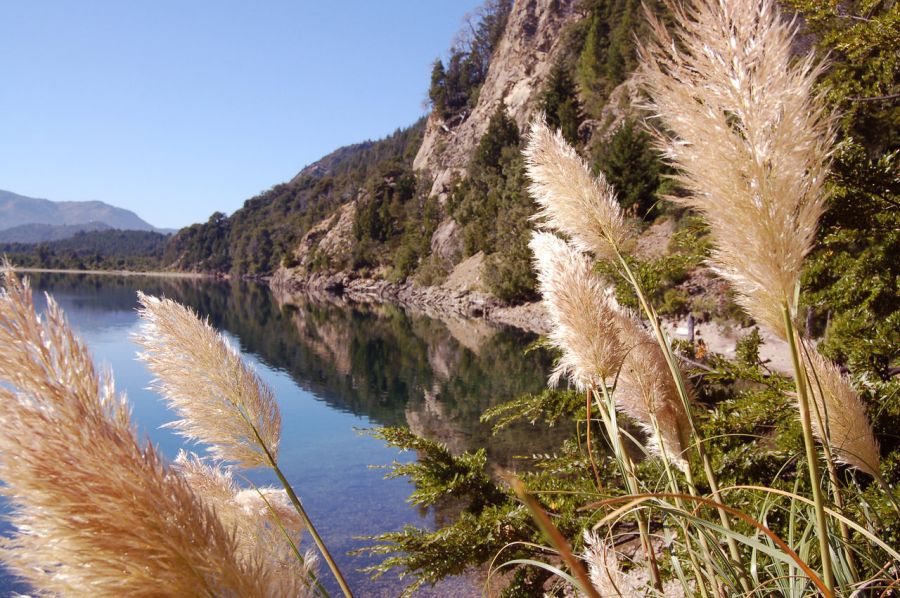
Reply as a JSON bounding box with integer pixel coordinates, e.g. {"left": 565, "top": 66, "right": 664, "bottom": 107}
{"left": 7, "top": 273, "right": 565, "bottom": 596}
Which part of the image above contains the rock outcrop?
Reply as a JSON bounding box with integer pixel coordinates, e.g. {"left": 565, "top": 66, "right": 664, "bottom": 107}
{"left": 414, "top": 0, "right": 582, "bottom": 199}
{"left": 289, "top": 201, "right": 357, "bottom": 271}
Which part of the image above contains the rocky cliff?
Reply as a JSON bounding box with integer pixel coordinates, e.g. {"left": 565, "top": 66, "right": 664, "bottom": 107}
{"left": 414, "top": 0, "right": 582, "bottom": 200}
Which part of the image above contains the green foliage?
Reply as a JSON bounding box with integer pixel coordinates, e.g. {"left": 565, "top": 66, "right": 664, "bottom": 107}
{"left": 309, "top": 2, "right": 900, "bottom": 593}
{"left": 367, "top": 333, "right": 900, "bottom": 594}
{"left": 370, "top": 427, "right": 505, "bottom": 509}
{"left": 597, "top": 249, "right": 698, "bottom": 317}
{"left": 165, "top": 120, "right": 425, "bottom": 276}
{"left": 576, "top": 0, "right": 668, "bottom": 116}
{"left": 357, "top": 504, "right": 530, "bottom": 597}
{"left": 593, "top": 118, "right": 666, "bottom": 217}
{"left": 2, "top": 229, "right": 170, "bottom": 271}
{"left": 428, "top": 0, "right": 512, "bottom": 119}
{"left": 351, "top": 163, "right": 444, "bottom": 280}
{"left": 481, "top": 388, "right": 582, "bottom": 433}
{"left": 473, "top": 106, "right": 520, "bottom": 169}
{"left": 804, "top": 214, "right": 899, "bottom": 376}
{"left": 781, "top": 0, "right": 899, "bottom": 150}
{"left": 354, "top": 161, "right": 417, "bottom": 244}
{"left": 786, "top": 0, "right": 900, "bottom": 380}
{"left": 428, "top": 59, "right": 447, "bottom": 116}
{"left": 540, "top": 61, "right": 582, "bottom": 145}
{"left": 359, "top": 427, "right": 531, "bottom": 596}
{"left": 449, "top": 107, "right": 537, "bottom": 302}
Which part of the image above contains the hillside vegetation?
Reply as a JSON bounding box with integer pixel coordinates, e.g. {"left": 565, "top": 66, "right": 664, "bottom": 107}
{"left": 163, "top": 122, "right": 425, "bottom": 275}
{"left": 58, "top": 0, "right": 891, "bottom": 384}
{"left": 0, "top": 0, "right": 895, "bottom": 595}
{"left": 2, "top": 229, "right": 169, "bottom": 271}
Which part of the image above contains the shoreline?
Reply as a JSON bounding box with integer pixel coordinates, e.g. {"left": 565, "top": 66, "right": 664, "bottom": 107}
{"left": 13, "top": 267, "right": 212, "bottom": 279}
{"left": 268, "top": 269, "right": 553, "bottom": 335}
{"left": 269, "top": 269, "right": 793, "bottom": 373}
{"left": 17, "top": 265, "right": 792, "bottom": 372}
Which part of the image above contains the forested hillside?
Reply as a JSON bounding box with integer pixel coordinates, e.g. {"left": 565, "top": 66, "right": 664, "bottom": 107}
{"left": 161, "top": 0, "right": 896, "bottom": 376}
{"left": 2, "top": 229, "right": 169, "bottom": 271}
{"left": 163, "top": 121, "right": 425, "bottom": 275}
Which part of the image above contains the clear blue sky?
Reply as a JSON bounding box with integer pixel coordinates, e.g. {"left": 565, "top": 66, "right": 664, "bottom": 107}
{"left": 0, "top": 1, "right": 483, "bottom": 229}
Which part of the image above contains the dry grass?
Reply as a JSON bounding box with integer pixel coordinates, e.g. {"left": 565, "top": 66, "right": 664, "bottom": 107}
{"left": 804, "top": 349, "right": 881, "bottom": 476}
{"left": 530, "top": 232, "right": 691, "bottom": 471}
{"left": 530, "top": 231, "right": 626, "bottom": 390}
{"left": 637, "top": 0, "right": 833, "bottom": 339}
{"left": 135, "top": 292, "right": 281, "bottom": 468}
{"left": 525, "top": 117, "right": 632, "bottom": 261}
{"left": 614, "top": 312, "right": 692, "bottom": 472}
{"left": 174, "top": 451, "right": 318, "bottom": 591}
{"left": 0, "top": 268, "right": 308, "bottom": 596}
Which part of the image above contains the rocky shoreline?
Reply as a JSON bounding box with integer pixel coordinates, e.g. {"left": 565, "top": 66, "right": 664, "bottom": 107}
{"left": 268, "top": 269, "right": 794, "bottom": 373}
{"left": 268, "top": 269, "right": 553, "bottom": 335}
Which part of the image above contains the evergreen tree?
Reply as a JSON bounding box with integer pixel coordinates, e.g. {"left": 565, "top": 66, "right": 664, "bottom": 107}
{"left": 540, "top": 62, "right": 582, "bottom": 145}
{"left": 576, "top": 10, "right": 611, "bottom": 100}
{"left": 473, "top": 105, "right": 520, "bottom": 171}
{"left": 594, "top": 118, "right": 663, "bottom": 216}
{"left": 429, "top": 59, "right": 447, "bottom": 117}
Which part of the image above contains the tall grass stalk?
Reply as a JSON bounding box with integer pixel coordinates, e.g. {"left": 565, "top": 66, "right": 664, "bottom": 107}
{"left": 784, "top": 309, "right": 835, "bottom": 589}
{"left": 637, "top": 0, "right": 883, "bottom": 590}
{"left": 0, "top": 268, "right": 314, "bottom": 596}
{"left": 136, "top": 293, "right": 354, "bottom": 598}
{"left": 596, "top": 383, "right": 663, "bottom": 591}
{"left": 613, "top": 245, "right": 751, "bottom": 591}
{"left": 515, "top": 0, "right": 896, "bottom": 593}
{"left": 526, "top": 117, "right": 751, "bottom": 593}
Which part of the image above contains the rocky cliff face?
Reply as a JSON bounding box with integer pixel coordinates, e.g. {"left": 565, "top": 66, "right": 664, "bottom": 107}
{"left": 414, "top": 0, "right": 582, "bottom": 199}
{"left": 271, "top": 0, "right": 584, "bottom": 325}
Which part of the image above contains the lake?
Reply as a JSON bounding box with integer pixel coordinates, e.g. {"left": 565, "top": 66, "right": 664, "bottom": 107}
{"left": 2, "top": 273, "right": 559, "bottom": 596}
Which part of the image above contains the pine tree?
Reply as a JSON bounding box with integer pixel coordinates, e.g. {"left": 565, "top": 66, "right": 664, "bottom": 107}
{"left": 428, "top": 59, "right": 447, "bottom": 117}
{"left": 594, "top": 118, "right": 662, "bottom": 216}
{"left": 540, "top": 62, "right": 583, "bottom": 145}
{"left": 473, "top": 106, "right": 520, "bottom": 171}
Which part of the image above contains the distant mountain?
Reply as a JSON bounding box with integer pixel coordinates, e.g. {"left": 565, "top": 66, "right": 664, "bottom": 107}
{"left": 0, "top": 190, "right": 160, "bottom": 240}
{"left": 0, "top": 221, "right": 113, "bottom": 243}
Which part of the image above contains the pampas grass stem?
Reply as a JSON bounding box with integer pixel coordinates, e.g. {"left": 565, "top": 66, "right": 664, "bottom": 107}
{"left": 784, "top": 308, "right": 834, "bottom": 590}
{"left": 137, "top": 293, "right": 353, "bottom": 598}
{"left": 0, "top": 268, "right": 307, "bottom": 596}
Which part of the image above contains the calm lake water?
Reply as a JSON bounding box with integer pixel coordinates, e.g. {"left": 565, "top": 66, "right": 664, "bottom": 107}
{"left": 2, "top": 273, "right": 559, "bottom": 596}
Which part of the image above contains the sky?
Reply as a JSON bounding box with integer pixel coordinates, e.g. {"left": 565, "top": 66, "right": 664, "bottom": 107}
{"left": 0, "top": 1, "right": 483, "bottom": 229}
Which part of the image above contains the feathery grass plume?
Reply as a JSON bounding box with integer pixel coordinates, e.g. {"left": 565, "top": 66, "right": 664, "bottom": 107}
{"left": 530, "top": 231, "right": 626, "bottom": 390}
{"left": 136, "top": 292, "right": 281, "bottom": 468}
{"left": 525, "top": 117, "right": 631, "bottom": 261}
{"left": 174, "top": 452, "right": 318, "bottom": 592}
{"left": 530, "top": 233, "right": 691, "bottom": 468}
{"left": 637, "top": 0, "right": 834, "bottom": 339}
{"left": 803, "top": 350, "right": 881, "bottom": 476}
{"left": 0, "top": 269, "right": 291, "bottom": 597}
{"left": 615, "top": 312, "right": 693, "bottom": 472}
{"left": 580, "top": 531, "right": 644, "bottom": 596}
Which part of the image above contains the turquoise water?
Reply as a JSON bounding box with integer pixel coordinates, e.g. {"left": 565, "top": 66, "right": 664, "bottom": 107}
{"left": 2, "top": 274, "right": 556, "bottom": 596}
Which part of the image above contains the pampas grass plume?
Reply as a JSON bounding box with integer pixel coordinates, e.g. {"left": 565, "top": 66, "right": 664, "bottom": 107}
{"left": 581, "top": 530, "right": 644, "bottom": 596}
{"left": 0, "top": 268, "right": 295, "bottom": 596}
{"left": 525, "top": 117, "right": 631, "bottom": 261}
{"left": 530, "top": 234, "right": 691, "bottom": 468}
{"left": 530, "top": 231, "right": 626, "bottom": 390}
{"left": 804, "top": 350, "right": 881, "bottom": 475}
{"left": 615, "top": 312, "right": 693, "bottom": 471}
{"left": 174, "top": 452, "right": 318, "bottom": 592}
{"left": 136, "top": 292, "right": 281, "bottom": 468}
{"left": 637, "top": 0, "right": 833, "bottom": 338}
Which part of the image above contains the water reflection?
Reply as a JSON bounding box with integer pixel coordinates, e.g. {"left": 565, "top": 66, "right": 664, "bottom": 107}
{"left": 12, "top": 273, "right": 563, "bottom": 594}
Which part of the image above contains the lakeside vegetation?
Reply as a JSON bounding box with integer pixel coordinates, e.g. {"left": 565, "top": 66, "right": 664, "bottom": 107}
{"left": 0, "top": 0, "right": 896, "bottom": 595}
{"left": 359, "top": 0, "right": 900, "bottom": 595}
